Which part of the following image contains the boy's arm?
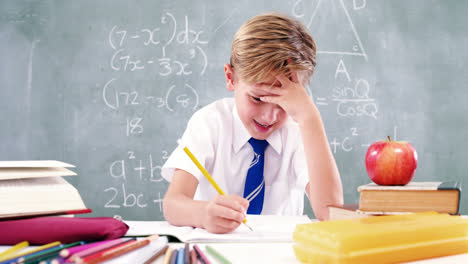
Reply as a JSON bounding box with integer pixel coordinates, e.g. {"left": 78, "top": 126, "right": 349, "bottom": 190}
{"left": 300, "top": 104, "right": 343, "bottom": 220}
{"left": 163, "top": 169, "right": 248, "bottom": 233}
{"left": 163, "top": 169, "right": 206, "bottom": 228}
{"left": 259, "top": 73, "right": 343, "bottom": 220}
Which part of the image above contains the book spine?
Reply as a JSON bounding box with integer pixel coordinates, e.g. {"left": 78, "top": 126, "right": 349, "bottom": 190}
{"left": 438, "top": 181, "right": 462, "bottom": 214}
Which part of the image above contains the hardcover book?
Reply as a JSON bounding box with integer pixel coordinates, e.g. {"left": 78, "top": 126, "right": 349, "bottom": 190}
{"left": 358, "top": 182, "right": 461, "bottom": 214}
{"left": 328, "top": 204, "right": 373, "bottom": 220}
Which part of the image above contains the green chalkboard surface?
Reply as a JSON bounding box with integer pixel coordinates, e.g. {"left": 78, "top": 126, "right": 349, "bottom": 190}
{"left": 1, "top": 0, "right": 467, "bottom": 220}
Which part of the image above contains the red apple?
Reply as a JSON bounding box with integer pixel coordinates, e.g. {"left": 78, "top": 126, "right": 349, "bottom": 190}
{"left": 365, "top": 136, "right": 418, "bottom": 185}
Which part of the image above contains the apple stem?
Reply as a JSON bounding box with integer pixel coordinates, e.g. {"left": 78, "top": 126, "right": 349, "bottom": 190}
{"left": 388, "top": 136, "right": 391, "bottom": 142}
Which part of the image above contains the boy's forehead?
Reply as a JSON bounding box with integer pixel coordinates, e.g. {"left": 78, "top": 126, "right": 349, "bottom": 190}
{"left": 254, "top": 72, "right": 281, "bottom": 86}
{"left": 258, "top": 78, "right": 281, "bottom": 86}
{"left": 239, "top": 73, "right": 283, "bottom": 95}
{"left": 245, "top": 78, "right": 282, "bottom": 96}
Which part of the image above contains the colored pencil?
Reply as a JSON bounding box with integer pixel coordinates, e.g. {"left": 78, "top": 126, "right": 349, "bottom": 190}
{"left": 74, "top": 240, "right": 135, "bottom": 264}
{"left": 45, "top": 256, "right": 67, "bottom": 264}
{"left": 190, "top": 249, "right": 198, "bottom": 264}
{"left": 169, "top": 249, "right": 178, "bottom": 264}
{"left": 184, "top": 243, "right": 191, "bottom": 264}
{"left": 68, "top": 238, "right": 134, "bottom": 263}
{"left": 17, "top": 245, "right": 64, "bottom": 264}
{"left": 162, "top": 247, "right": 174, "bottom": 264}
{"left": 24, "top": 252, "right": 61, "bottom": 264}
{"left": 0, "top": 241, "right": 60, "bottom": 263}
{"left": 143, "top": 244, "right": 169, "bottom": 264}
{"left": 80, "top": 234, "right": 159, "bottom": 264}
{"left": 192, "top": 245, "right": 210, "bottom": 264}
{"left": 0, "top": 241, "right": 29, "bottom": 259}
{"left": 205, "top": 246, "right": 231, "bottom": 264}
{"left": 177, "top": 248, "right": 185, "bottom": 264}
{"left": 18, "top": 241, "right": 84, "bottom": 264}
{"left": 60, "top": 241, "right": 108, "bottom": 258}
{"left": 90, "top": 236, "right": 167, "bottom": 264}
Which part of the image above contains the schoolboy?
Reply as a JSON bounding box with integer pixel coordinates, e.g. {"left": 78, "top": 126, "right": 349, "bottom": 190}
{"left": 162, "top": 13, "right": 343, "bottom": 234}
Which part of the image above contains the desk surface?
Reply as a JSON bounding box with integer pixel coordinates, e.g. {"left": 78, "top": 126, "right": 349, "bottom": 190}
{"left": 164, "top": 243, "right": 468, "bottom": 264}
{"left": 2, "top": 215, "right": 468, "bottom": 263}
{"left": 1, "top": 243, "right": 468, "bottom": 264}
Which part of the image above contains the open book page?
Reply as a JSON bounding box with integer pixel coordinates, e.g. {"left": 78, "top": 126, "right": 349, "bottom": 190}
{"left": 0, "top": 167, "right": 76, "bottom": 180}
{"left": 0, "top": 160, "right": 75, "bottom": 168}
{"left": 125, "top": 215, "right": 311, "bottom": 243}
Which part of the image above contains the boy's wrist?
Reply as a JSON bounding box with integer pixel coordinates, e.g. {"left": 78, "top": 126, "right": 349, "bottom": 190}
{"left": 296, "top": 101, "right": 321, "bottom": 128}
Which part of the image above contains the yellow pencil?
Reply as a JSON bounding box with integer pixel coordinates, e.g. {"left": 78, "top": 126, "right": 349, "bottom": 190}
{"left": 177, "top": 139, "right": 253, "bottom": 231}
{"left": 0, "top": 241, "right": 60, "bottom": 262}
{"left": 0, "top": 241, "right": 29, "bottom": 259}
{"left": 162, "top": 246, "right": 173, "bottom": 264}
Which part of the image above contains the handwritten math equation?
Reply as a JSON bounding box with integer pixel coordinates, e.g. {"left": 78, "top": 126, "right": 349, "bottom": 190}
{"left": 103, "top": 11, "right": 206, "bottom": 112}
{"left": 108, "top": 12, "right": 208, "bottom": 75}
{"left": 315, "top": 59, "right": 378, "bottom": 120}
{"left": 291, "top": 1, "right": 384, "bottom": 154}
{"left": 104, "top": 151, "right": 168, "bottom": 211}
{"left": 101, "top": 12, "right": 208, "bottom": 212}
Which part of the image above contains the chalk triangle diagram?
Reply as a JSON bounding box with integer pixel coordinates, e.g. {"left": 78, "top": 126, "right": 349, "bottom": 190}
{"left": 307, "top": 0, "right": 367, "bottom": 61}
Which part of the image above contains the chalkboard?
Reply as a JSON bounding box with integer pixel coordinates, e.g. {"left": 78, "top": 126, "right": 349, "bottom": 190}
{"left": 1, "top": 0, "right": 467, "bottom": 220}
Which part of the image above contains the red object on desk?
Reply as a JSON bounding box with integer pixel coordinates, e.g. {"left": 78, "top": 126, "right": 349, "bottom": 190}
{"left": 0, "top": 216, "right": 128, "bottom": 245}
{"left": 79, "top": 234, "right": 159, "bottom": 264}
{"left": 68, "top": 238, "right": 135, "bottom": 263}
{"left": 76, "top": 239, "right": 137, "bottom": 264}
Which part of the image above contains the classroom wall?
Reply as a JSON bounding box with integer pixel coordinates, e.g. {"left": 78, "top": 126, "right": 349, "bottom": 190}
{"left": 1, "top": 0, "right": 467, "bottom": 220}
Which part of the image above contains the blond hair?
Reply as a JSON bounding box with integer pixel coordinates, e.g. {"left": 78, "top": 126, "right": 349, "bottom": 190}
{"left": 230, "top": 13, "right": 317, "bottom": 85}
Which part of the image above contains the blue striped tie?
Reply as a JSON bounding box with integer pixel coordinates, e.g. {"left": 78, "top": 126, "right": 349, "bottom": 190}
{"left": 243, "top": 138, "right": 268, "bottom": 214}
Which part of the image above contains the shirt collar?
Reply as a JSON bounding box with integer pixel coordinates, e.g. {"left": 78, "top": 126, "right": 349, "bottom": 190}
{"left": 232, "top": 104, "right": 283, "bottom": 154}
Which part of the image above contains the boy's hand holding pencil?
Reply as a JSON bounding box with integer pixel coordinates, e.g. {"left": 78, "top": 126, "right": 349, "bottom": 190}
{"left": 202, "top": 194, "right": 249, "bottom": 234}
{"left": 178, "top": 139, "right": 253, "bottom": 234}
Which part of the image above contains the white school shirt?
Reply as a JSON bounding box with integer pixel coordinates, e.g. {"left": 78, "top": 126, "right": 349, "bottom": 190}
{"left": 161, "top": 97, "right": 309, "bottom": 215}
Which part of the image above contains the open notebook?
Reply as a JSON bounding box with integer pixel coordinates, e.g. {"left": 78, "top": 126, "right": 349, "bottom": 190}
{"left": 124, "top": 215, "right": 311, "bottom": 243}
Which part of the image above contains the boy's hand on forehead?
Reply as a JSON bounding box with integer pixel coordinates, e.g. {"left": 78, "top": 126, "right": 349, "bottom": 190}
{"left": 256, "top": 72, "right": 315, "bottom": 124}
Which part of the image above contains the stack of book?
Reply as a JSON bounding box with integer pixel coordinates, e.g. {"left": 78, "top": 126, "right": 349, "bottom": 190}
{"left": 328, "top": 181, "right": 461, "bottom": 220}
{"left": 0, "top": 160, "right": 90, "bottom": 219}
{"left": 328, "top": 204, "right": 372, "bottom": 220}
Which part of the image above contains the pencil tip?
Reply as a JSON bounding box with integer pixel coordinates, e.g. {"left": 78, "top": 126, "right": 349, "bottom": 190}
{"left": 244, "top": 223, "right": 253, "bottom": 232}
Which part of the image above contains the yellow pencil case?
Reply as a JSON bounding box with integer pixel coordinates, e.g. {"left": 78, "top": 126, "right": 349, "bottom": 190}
{"left": 293, "top": 212, "right": 468, "bottom": 264}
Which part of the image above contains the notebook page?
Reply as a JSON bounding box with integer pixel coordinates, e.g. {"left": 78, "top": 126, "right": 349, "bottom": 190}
{"left": 187, "top": 215, "right": 311, "bottom": 243}
{"left": 125, "top": 220, "right": 194, "bottom": 239}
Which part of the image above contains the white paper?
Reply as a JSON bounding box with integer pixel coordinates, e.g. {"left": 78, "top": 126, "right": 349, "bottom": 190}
{"left": 125, "top": 215, "right": 311, "bottom": 243}
{"left": 0, "top": 160, "right": 75, "bottom": 168}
